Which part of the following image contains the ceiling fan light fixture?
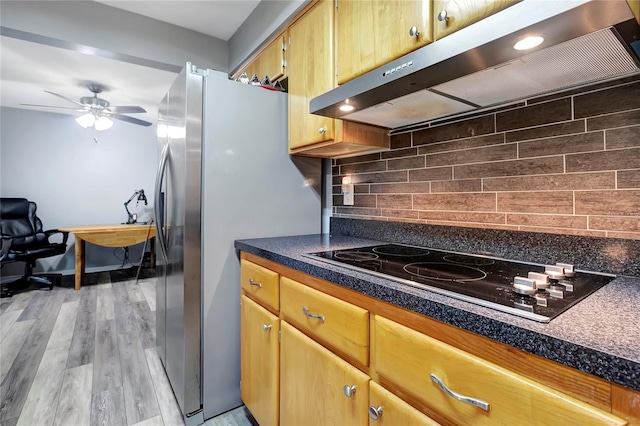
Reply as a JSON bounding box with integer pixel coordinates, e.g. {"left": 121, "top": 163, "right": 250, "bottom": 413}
{"left": 94, "top": 116, "right": 114, "bottom": 131}
{"left": 75, "top": 112, "right": 96, "bottom": 128}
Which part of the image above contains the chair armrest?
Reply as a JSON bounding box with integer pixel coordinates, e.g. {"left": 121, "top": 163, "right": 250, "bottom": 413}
{"left": 44, "top": 229, "right": 69, "bottom": 246}
{"left": 0, "top": 235, "right": 12, "bottom": 260}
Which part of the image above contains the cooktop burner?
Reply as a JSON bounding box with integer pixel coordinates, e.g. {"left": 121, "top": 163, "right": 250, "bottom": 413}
{"left": 304, "top": 244, "right": 615, "bottom": 322}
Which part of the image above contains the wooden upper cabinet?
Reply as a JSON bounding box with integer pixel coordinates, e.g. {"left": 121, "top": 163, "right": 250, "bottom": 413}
{"left": 433, "top": 0, "right": 521, "bottom": 40}
{"left": 246, "top": 33, "right": 287, "bottom": 83}
{"left": 627, "top": 0, "right": 640, "bottom": 24}
{"left": 336, "top": 0, "right": 434, "bottom": 85}
{"left": 288, "top": 0, "right": 336, "bottom": 149}
{"left": 287, "top": 0, "right": 389, "bottom": 157}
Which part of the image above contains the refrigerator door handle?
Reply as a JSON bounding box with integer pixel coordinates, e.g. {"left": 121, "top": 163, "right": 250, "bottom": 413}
{"left": 154, "top": 142, "right": 170, "bottom": 261}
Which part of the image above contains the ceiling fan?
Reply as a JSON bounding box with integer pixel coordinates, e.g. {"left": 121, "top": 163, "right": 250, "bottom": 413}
{"left": 21, "top": 83, "right": 152, "bottom": 130}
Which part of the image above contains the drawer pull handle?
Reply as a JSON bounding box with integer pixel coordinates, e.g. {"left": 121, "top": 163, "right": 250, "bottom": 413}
{"left": 368, "top": 406, "right": 383, "bottom": 421}
{"left": 302, "top": 306, "right": 325, "bottom": 322}
{"left": 262, "top": 324, "right": 272, "bottom": 332}
{"left": 248, "top": 278, "right": 262, "bottom": 288}
{"left": 430, "top": 373, "right": 490, "bottom": 411}
{"left": 343, "top": 385, "right": 356, "bottom": 398}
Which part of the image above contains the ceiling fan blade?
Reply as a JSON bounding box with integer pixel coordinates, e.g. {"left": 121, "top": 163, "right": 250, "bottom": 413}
{"left": 105, "top": 106, "right": 147, "bottom": 114}
{"left": 20, "top": 103, "right": 86, "bottom": 111}
{"left": 109, "top": 113, "right": 152, "bottom": 127}
{"left": 44, "top": 90, "right": 86, "bottom": 107}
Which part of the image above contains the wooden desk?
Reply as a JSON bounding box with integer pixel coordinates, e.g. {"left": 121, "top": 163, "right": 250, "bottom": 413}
{"left": 59, "top": 224, "right": 156, "bottom": 290}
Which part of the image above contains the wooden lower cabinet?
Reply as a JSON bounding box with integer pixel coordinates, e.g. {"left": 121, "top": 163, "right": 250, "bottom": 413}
{"left": 373, "top": 315, "right": 626, "bottom": 426}
{"left": 280, "top": 276, "right": 369, "bottom": 365}
{"left": 240, "top": 295, "right": 280, "bottom": 426}
{"left": 368, "top": 381, "right": 440, "bottom": 425}
{"left": 241, "top": 259, "right": 280, "bottom": 311}
{"left": 240, "top": 251, "right": 640, "bottom": 426}
{"left": 280, "top": 322, "right": 370, "bottom": 426}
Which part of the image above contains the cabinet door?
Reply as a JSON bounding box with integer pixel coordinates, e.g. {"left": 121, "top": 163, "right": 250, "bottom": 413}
{"left": 433, "top": 0, "right": 520, "bottom": 40}
{"left": 241, "top": 295, "right": 279, "bottom": 426}
{"left": 280, "top": 322, "right": 369, "bottom": 426}
{"left": 287, "top": 0, "right": 335, "bottom": 149}
{"left": 368, "top": 381, "right": 441, "bottom": 426}
{"left": 336, "top": 0, "right": 433, "bottom": 85}
{"left": 373, "top": 315, "right": 626, "bottom": 426}
{"left": 245, "top": 34, "right": 287, "bottom": 83}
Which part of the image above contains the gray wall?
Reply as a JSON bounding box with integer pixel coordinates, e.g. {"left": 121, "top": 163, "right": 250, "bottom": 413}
{"left": 1, "top": 107, "right": 157, "bottom": 275}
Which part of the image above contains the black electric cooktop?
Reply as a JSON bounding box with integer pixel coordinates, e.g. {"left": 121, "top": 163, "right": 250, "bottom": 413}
{"left": 304, "top": 244, "right": 615, "bottom": 322}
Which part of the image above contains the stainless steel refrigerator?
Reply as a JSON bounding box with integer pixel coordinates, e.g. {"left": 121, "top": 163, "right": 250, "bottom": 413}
{"left": 154, "top": 63, "right": 321, "bottom": 425}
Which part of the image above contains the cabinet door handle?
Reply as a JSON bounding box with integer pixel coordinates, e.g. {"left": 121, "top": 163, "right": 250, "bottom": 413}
{"left": 318, "top": 127, "right": 327, "bottom": 135}
{"left": 343, "top": 385, "right": 356, "bottom": 398}
{"left": 302, "top": 306, "right": 325, "bottom": 322}
{"left": 437, "top": 10, "right": 449, "bottom": 28}
{"left": 368, "top": 406, "right": 383, "bottom": 421}
{"left": 430, "top": 373, "right": 490, "bottom": 411}
{"left": 248, "top": 278, "right": 262, "bottom": 288}
{"left": 262, "top": 324, "right": 272, "bottom": 332}
{"left": 409, "top": 26, "right": 420, "bottom": 37}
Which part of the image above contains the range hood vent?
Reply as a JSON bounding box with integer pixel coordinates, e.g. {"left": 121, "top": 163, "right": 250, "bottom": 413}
{"left": 310, "top": 0, "right": 640, "bottom": 131}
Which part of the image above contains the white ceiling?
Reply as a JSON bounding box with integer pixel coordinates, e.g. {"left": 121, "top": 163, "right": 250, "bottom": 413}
{"left": 0, "top": 36, "right": 178, "bottom": 126}
{"left": 0, "top": 1, "right": 261, "bottom": 128}
{"left": 95, "top": 0, "right": 261, "bottom": 41}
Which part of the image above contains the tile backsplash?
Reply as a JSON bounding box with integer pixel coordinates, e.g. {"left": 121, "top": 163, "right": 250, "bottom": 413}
{"left": 332, "top": 76, "right": 640, "bottom": 240}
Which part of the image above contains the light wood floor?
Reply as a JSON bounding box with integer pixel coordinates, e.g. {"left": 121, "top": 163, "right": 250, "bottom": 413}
{"left": 0, "top": 275, "right": 256, "bottom": 426}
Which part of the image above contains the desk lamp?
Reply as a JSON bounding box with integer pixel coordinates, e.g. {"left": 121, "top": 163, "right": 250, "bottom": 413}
{"left": 124, "top": 189, "right": 147, "bottom": 224}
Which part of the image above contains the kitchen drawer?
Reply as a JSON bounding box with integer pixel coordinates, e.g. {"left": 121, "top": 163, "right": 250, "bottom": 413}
{"left": 240, "top": 259, "right": 279, "bottom": 311}
{"left": 280, "top": 276, "right": 369, "bottom": 365}
{"left": 372, "top": 315, "right": 626, "bottom": 426}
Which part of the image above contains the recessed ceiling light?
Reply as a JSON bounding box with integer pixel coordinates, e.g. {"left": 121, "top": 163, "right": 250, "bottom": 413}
{"left": 514, "top": 36, "right": 544, "bottom": 51}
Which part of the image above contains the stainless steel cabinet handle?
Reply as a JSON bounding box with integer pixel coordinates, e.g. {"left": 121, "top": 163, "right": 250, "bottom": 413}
{"left": 263, "top": 324, "right": 272, "bottom": 332}
{"left": 302, "top": 306, "right": 325, "bottom": 322}
{"left": 248, "top": 278, "right": 262, "bottom": 288}
{"left": 343, "top": 385, "right": 356, "bottom": 398}
{"left": 318, "top": 127, "right": 326, "bottom": 134}
{"left": 438, "top": 10, "right": 449, "bottom": 24}
{"left": 430, "top": 373, "right": 490, "bottom": 411}
{"left": 368, "top": 406, "right": 383, "bottom": 421}
{"left": 409, "top": 26, "right": 420, "bottom": 37}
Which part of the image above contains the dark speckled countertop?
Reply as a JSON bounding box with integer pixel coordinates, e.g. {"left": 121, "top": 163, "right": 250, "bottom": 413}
{"left": 235, "top": 231, "right": 640, "bottom": 392}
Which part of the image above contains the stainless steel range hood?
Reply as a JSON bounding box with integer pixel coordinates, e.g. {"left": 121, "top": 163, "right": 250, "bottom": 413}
{"left": 310, "top": 0, "right": 640, "bottom": 131}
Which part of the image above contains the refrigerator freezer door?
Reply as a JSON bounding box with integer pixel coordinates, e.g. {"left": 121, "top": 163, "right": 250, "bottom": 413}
{"left": 156, "top": 63, "right": 203, "bottom": 419}
{"left": 201, "top": 76, "right": 321, "bottom": 419}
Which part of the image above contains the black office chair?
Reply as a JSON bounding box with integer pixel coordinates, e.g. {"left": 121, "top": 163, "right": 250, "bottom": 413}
{"left": 0, "top": 198, "right": 69, "bottom": 297}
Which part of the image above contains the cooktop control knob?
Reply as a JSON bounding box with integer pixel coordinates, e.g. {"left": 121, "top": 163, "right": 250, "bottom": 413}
{"left": 556, "top": 263, "right": 576, "bottom": 278}
{"left": 513, "top": 276, "right": 537, "bottom": 295}
{"left": 559, "top": 280, "right": 574, "bottom": 292}
{"left": 547, "top": 285, "right": 565, "bottom": 299}
{"left": 533, "top": 293, "right": 549, "bottom": 307}
{"left": 528, "top": 272, "right": 549, "bottom": 289}
{"left": 544, "top": 265, "right": 565, "bottom": 281}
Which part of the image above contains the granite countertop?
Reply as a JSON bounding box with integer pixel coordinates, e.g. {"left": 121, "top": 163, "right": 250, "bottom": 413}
{"left": 235, "top": 233, "right": 640, "bottom": 392}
